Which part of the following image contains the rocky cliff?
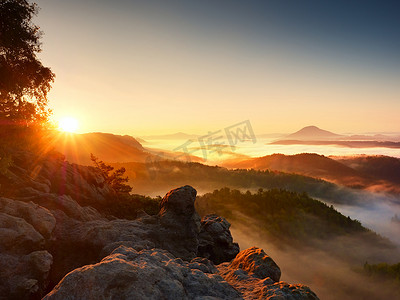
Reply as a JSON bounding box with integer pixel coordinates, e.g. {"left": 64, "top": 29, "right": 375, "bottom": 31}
{"left": 0, "top": 150, "right": 319, "bottom": 299}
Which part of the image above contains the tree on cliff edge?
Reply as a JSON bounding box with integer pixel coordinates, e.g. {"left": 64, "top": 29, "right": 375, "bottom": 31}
{"left": 0, "top": 0, "right": 55, "bottom": 141}
{"left": 90, "top": 153, "right": 133, "bottom": 195}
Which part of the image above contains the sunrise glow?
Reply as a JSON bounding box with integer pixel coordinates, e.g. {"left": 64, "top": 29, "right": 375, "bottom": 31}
{"left": 58, "top": 117, "right": 79, "bottom": 133}
{"left": 2, "top": 1, "right": 400, "bottom": 299}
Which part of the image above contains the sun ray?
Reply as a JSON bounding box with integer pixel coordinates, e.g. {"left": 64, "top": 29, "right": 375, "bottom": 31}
{"left": 58, "top": 117, "right": 79, "bottom": 133}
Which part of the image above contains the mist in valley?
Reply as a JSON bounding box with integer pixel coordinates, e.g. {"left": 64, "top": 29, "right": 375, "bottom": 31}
{"left": 323, "top": 191, "right": 400, "bottom": 246}
{"left": 134, "top": 164, "right": 400, "bottom": 250}
{"left": 230, "top": 219, "right": 400, "bottom": 300}
{"left": 192, "top": 182, "right": 400, "bottom": 299}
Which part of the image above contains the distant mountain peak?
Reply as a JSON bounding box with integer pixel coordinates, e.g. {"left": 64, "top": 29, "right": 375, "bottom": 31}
{"left": 300, "top": 125, "right": 321, "bottom": 130}
{"left": 286, "top": 126, "right": 342, "bottom": 140}
{"left": 295, "top": 125, "right": 333, "bottom": 134}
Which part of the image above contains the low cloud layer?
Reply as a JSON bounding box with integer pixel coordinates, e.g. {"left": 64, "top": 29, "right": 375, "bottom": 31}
{"left": 231, "top": 225, "right": 400, "bottom": 300}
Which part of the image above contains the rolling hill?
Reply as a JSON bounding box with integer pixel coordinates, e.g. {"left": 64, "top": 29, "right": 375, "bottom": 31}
{"left": 42, "top": 131, "right": 150, "bottom": 165}
{"left": 223, "top": 153, "right": 400, "bottom": 194}
{"left": 40, "top": 131, "right": 400, "bottom": 195}
{"left": 334, "top": 155, "right": 400, "bottom": 185}
{"left": 223, "top": 153, "right": 371, "bottom": 188}
{"left": 111, "top": 159, "right": 366, "bottom": 206}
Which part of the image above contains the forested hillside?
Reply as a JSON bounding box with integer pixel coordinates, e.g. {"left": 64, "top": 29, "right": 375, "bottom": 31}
{"left": 114, "top": 160, "right": 363, "bottom": 205}
{"left": 195, "top": 188, "right": 397, "bottom": 263}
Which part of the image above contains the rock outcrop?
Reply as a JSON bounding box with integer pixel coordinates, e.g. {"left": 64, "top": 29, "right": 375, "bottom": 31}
{"left": 198, "top": 214, "right": 240, "bottom": 264}
{"left": 218, "top": 247, "right": 318, "bottom": 300}
{"left": 44, "top": 245, "right": 319, "bottom": 300}
{"left": 1, "top": 150, "right": 113, "bottom": 204}
{"left": 45, "top": 185, "right": 204, "bottom": 283}
{"left": 0, "top": 149, "right": 319, "bottom": 299}
{"left": 43, "top": 246, "right": 240, "bottom": 300}
{"left": 155, "top": 185, "right": 201, "bottom": 260}
{"left": 229, "top": 247, "right": 281, "bottom": 282}
{"left": 0, "top": 198, "right": 54, "bottom": 299}
{"left": 0, "top": 198, "right": 56, "bottom": 239}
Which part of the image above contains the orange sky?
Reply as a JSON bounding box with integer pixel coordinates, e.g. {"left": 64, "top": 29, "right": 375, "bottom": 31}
{"left": 35, "top": 0, "right": 400, "bottom": 136}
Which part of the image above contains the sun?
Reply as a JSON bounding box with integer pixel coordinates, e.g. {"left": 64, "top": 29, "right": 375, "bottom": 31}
{"left": 58, "top": 117, "right": 79, "bottom": 133}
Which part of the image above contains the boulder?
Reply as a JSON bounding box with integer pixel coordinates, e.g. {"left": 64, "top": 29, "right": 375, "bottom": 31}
{"left": 198, "top": 214, "right": 240, "bottom": 264}
{"left": 0, "top": 196, "right": 54, "bottom": 300}
{"left": 43, "top": 246, "right": 241, "bottom": 300}
{"left": 0, "top": 197, "right": 56, "bottom": 238}
{"left": 46, "top": 216, "right": 152, "bottom": 284}
{"left": 19, "top": 193, "right": 103, "bottom": 222}
{"left": 0, "top": 212, "right": 44, "bottom": 254}
{"left": 217, "top": 247, "right": 319, "bottom": 300}
{"left": 0, "top": 247, "right": 53, "bottom": 299}
{"left": 159, "top": 185, "right": 198, "bottom": 218}
{"left": 230, "top": 247, "right": 281, "bottom": 282}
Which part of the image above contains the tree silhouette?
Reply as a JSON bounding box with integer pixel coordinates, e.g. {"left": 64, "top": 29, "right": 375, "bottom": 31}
{"left": 90, "top": 153, "right": 133, "bottom": 195}
{"left": 0, "top": 0, "right": 55, "bottom": 140}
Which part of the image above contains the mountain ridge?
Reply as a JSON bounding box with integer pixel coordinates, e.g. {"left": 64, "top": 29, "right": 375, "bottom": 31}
{"left": 222, "top": 153, "right": 400, "bottom": 193}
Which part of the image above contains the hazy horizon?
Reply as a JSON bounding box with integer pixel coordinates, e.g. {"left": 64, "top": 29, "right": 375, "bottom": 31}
{"left": 53, "top": 125, "right": 400, "bottom": 138}
{"left": 34, "top": 0, "right": 400, "bottom": 136}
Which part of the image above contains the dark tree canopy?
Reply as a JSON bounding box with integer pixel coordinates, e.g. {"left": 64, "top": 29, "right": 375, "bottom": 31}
{"left": 0, "top": 0, "right": 54, "bottom": 130}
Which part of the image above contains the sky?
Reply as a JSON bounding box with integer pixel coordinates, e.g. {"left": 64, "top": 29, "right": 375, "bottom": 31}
{"left": 34, "top": 0, "right": 400, "bottom": 136}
